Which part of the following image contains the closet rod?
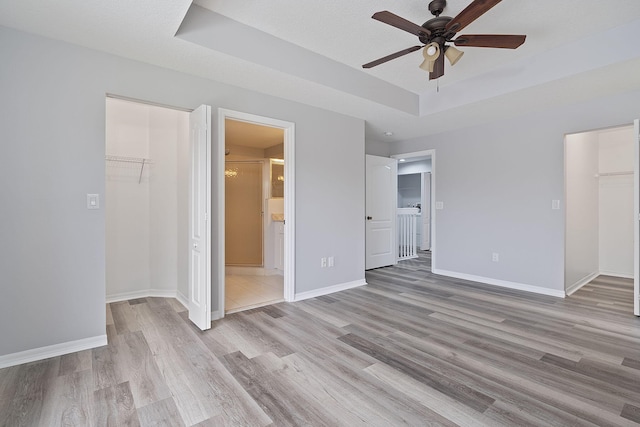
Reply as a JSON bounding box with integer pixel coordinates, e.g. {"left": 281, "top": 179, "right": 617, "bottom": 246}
{"left": 106, "top": 155, "right": 151, "bottom": 184}
{"left": 595, "top": 171, "right": 633, "bottom": 177}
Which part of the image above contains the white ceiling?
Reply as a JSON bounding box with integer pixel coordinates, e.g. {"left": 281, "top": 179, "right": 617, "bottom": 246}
{"left": 2, "top": 0, "right": 640, "bottom": 143}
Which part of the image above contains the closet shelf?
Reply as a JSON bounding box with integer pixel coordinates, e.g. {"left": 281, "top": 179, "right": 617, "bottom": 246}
{"left": 595, "top": 171, "right": 633, "bottom": 178}
{"left": 106, "top": 155, "right": 151, "bottom": 183}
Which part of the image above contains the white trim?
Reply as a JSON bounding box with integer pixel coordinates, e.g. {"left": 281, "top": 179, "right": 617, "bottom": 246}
{"left": 293, "top": 279, "right": 367, "bottom": 302}
{"left": 598, "top": 271, "right": 634, "bottom": 279}
{"left": 107, "top": 289, "right": 189, "bottom": 306}
{"left": 432, "top": 268, "right": 566, "bottom": 298}
{"left": 565, "top": 271, "right": 599, "bottom": 296}
{"left": 634, "top": 118, "right": 639, "bottom": 316}
{"left": 176, "top": 290, "right": 189, "bottom": 309}
{"left": 211, "top": 309, "right": 222, "bottom": 319}
{"left": 0, "top": 335, "right": 107, "bottom": 369}
{"left": 391, "top": 150, "right": 436, "bottom": 270}
{"left": 218, "top": 109, "right": 296, "bottom": 319}
{"left": 107, "top": 289, "right": 189, "bottom": 311}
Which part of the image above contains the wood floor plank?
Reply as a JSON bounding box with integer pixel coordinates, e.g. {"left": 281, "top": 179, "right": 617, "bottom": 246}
{"left": 39, "top": 369, "right": 93, "bottom": 426}
{"left": 59, "top": 349, "right": 92, "bottom": 377}
{"left": 338, "top": 332, "right": 496, "bottom": 413}
{"left": 622, "top": 403, "right": 640, "bottom": 424}
{"left": 0, "top": 358, "right": 58, "bottom": 427}
{"left": 116, "top": 331, "right": 172, "bottom": 408}
{"left": 136, "top": 397, "right": 185, "bottom": 427}
{"left": 3, "top": 252, "right": 639, "bottom": 426}
{"left": 93, "top": 381, "right": 140, "bottom": 427}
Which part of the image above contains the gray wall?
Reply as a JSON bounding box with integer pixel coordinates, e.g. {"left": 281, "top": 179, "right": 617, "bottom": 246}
{"left": 565, "top": 131, "right": 599, "bottom": 290}
{"left": 0, "top": 26, "right": 365, "bottom": 357}
{"left": 391, "top": 90, "right": 640, "bottom": 293}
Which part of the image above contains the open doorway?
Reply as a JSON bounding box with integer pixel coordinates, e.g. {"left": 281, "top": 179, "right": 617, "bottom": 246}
{"left": 218, "top": 110, "right": 296, "bottom": 315}
{"left": 564, "top": 124, "right": 635, "bottom": 307}
{"left": 391, "top": 150, "right": 436, "bottom": 271}
{"left": 224, "top": 119, "right": 285, "bottom": 312}
{"left": 104, "top": 96, "right": 190, "bottom": 306}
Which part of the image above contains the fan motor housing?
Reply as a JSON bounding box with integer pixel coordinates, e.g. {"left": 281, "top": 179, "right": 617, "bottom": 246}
{"left": 419, "top": 16, "right": 453, "bottom": 44}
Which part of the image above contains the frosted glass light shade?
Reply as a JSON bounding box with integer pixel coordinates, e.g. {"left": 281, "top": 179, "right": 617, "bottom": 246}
{"left": 419, "top": 43, "right": 440, "bottom": 72}
{"left": 445, "top": 46, "right": 464, "bottom": 66}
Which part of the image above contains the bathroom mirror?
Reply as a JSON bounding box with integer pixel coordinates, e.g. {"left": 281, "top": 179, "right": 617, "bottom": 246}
{"left": 270, "top": 159, "right": 284, "bottom": 198}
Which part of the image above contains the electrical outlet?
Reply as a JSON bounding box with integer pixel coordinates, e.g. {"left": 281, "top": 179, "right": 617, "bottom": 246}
{"left": 321, "top": 257, "right": 327, "bottom": 268}
{"left": 492, "top": 253, "right": 499, "bottom": 262}
{"left": 328, "top": 256, "right": 334, "bottom": 267}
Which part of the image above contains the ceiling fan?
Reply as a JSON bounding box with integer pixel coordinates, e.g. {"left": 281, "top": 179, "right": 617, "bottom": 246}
{"left": 363, "top": 0, "right": 526, "bottom": 80}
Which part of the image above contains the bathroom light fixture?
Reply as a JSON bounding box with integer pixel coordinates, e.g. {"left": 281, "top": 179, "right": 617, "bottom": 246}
{"left": 399, "top": 159, "right": 406, "bottom": 162}
{"left": 224, "top": 168, "right": 237, "bottom": 178}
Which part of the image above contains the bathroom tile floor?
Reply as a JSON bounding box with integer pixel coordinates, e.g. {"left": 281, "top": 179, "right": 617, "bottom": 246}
{"left": 225, "top": 273, "right": 284, "bottom": 313}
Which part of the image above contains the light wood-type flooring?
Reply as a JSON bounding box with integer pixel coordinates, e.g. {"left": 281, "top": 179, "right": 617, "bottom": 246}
{"left": 1, "top": 251, "right": 639, "bottom": 426}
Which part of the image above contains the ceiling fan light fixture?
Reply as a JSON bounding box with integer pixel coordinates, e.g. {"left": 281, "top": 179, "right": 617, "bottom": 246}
{"left": 419, "top": 42, "right": 440, "bottom": 72}
{"left": 444, "top": 45, "right": 464, "bottom": 66}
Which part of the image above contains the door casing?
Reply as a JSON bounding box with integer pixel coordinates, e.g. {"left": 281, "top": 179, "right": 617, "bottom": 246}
{"left": 216, "top": 109, "right": 296, "bottom": 318}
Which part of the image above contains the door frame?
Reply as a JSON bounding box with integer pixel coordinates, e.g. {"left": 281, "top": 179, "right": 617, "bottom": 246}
{"left": 390, "top": 149, "right": 436, "bottom": 270}
{"left": 217, "top": 109, "right": 295, "bottom": 316}
{"left": 634, "top": 119, "right": 639, "bottom": 316}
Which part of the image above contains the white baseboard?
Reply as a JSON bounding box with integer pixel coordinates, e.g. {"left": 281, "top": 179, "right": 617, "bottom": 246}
{"left": 106, "top": 289, "right": 180, "bottom": 303}
{"left": 432, "top": 269, "right": 566, "bottom": 298}
{"left": 293, "top": 279, "right": 367, "bottom": 302}
{"left": 565, "top": 271, "right": 600, "bottom": 296}
{"left": 0, "top": 335, "right": 107, "bottom": 369}
{"left": 211, "top": 309, "right": 223, "bottom": 320}
{"left": 599, "top": 271, "right": 634, "bottom": 279}
{"left": 176, "top": 290, "right": 188, "bottom": 310}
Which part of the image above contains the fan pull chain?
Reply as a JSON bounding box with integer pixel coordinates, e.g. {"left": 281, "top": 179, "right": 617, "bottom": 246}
{"left": 437, "top": 78, "right": 439, "bottom": 93}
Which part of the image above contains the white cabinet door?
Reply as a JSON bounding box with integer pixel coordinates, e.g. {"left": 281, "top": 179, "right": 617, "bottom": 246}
{"left": 366, "top": 155, "right": 397, "bottom": 269}
{"left": 188, "top": 105, "right": 212, "bottom": 330}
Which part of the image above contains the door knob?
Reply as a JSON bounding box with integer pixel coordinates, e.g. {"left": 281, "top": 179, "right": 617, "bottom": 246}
{"left": 366, "top": 216, "right": 373, "bottom": 220}
{"left": 193, "top": 243, "right": 198, "bottom": 249}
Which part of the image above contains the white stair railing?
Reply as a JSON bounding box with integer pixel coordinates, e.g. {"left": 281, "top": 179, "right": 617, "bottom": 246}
{"left": 397, "top": 208, "right": 419, "bottom": 261}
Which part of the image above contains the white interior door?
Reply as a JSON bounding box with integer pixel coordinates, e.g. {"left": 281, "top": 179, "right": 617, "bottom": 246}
{"left": 188, "top": 105, "right": 212, "bottom": 330}
{"left": 366, "top": 155, "right": 397, "bottom": 269}
{"left": 421, "top": 172, "right": 431, "bottom": 250}
{"left": 634, "top": 118, "right": 639, "bottom": 316}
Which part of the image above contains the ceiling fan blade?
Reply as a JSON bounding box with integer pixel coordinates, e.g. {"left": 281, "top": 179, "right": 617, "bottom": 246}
{"left": 429, "top": 52, "right": 445, "bottom": 80}
{"left": 445, "top": 0, "right": 502, "bottom": 33}
{"left": 372, "top": 11, "right": 431, "bottom": 37}
{"left": 454, "top": 34, "right": 526, "bottom": 48}
{"left": 362, "top": 45, "right": 423, "bottom": 69}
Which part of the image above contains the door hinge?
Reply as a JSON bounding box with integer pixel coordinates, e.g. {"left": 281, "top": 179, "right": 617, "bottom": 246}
{"left": 204, "top": 212, "right": 208, "bottom": 221}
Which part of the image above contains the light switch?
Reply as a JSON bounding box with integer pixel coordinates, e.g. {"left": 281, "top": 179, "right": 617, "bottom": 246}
{"left": 87, "top": 194, "right": 100, "bottom": 210}
{"left": 551, "top": 199, "right": 560, "bottom": 210}
{"left": 435, "top": 201, "right": 444, "bottom": 210}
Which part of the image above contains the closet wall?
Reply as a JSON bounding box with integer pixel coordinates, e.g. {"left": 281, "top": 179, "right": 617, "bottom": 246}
{"left": 598, "top": 126, "right": 634, "bottom": 277}
{"left": 105, "top": 98, "right": 189, "bottom": 300}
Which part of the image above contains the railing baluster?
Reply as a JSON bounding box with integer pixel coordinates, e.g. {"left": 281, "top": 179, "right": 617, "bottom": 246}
{"left": 396, "top": 208, "right": 419, "bottom": 261}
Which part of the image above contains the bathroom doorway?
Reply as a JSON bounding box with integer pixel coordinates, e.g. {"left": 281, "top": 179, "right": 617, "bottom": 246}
{"left": 223, "top": 118, "right": 288, "bottom": 312}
